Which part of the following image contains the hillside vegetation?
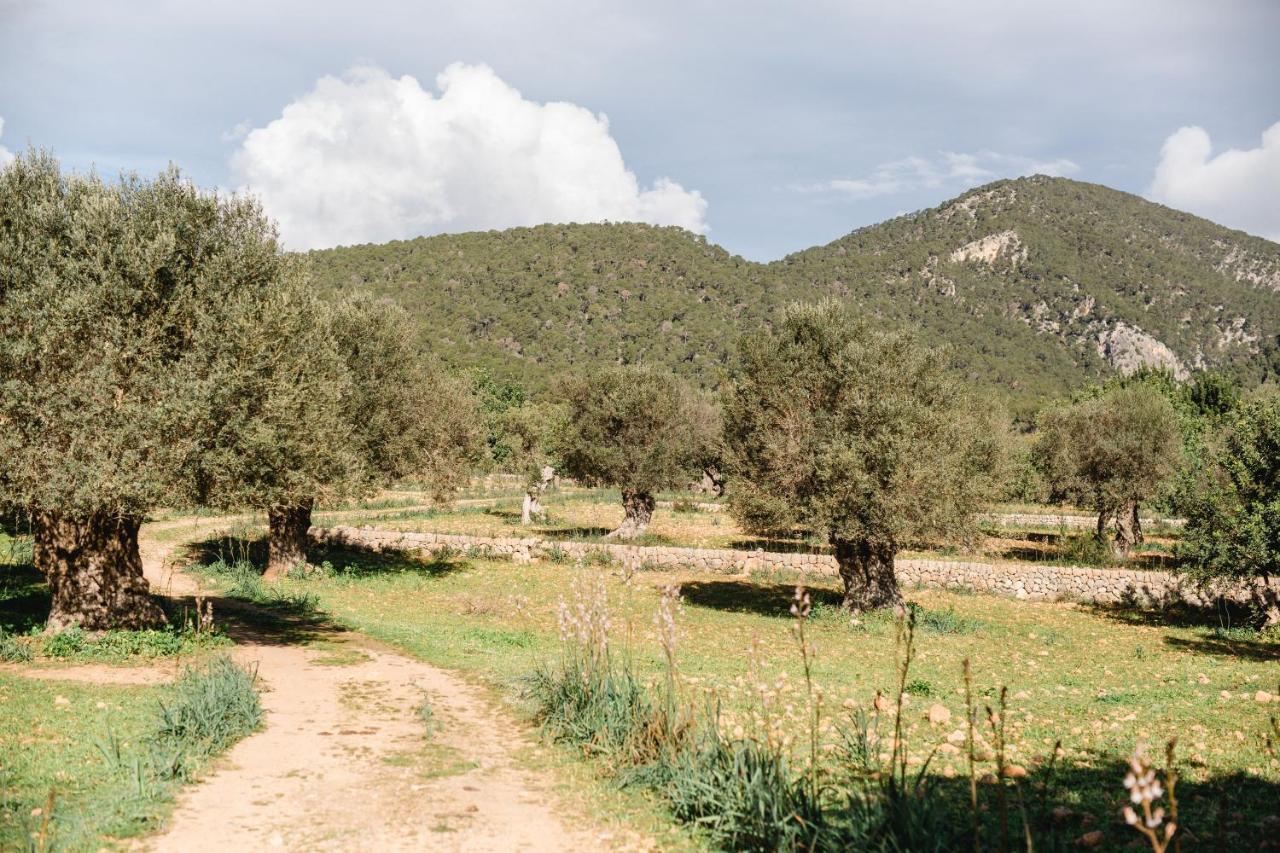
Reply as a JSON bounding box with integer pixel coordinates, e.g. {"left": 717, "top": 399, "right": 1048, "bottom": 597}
{"left": 306, "top": 176, "right": 1280, "bottom": 409}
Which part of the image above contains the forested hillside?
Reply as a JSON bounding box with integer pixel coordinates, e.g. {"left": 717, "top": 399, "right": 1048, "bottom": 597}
{"left": 305, "top": 176, "right": 1280, "bottom": 409}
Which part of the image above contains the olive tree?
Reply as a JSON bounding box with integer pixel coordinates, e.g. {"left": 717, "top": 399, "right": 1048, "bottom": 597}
{"left": 0, "top": 152, "right": 305, "bottom": 629}
{"left": 1032, "top": 385, "right": 1182, "bottom": 555}
{"left": 473, "top": 375, "right": 567, "bottom": 525}
{"left": 196, "top": 293, "right": 483, "bottom": 578}
{"left": 500, "top": 401, "right": 568, "bottom": 524}
{"left": 1178, "top": 395, "right": 1280, "bottom": 626}
{"left": 723, "top": 301, "right": 998, "bottom": 612}
{"left": 554, "top": 367, "right": 714, "bottom": 539}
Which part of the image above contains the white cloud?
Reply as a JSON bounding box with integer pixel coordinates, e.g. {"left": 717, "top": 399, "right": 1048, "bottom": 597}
{"left": 799, "top": 150, "right": 1079, "bottom": 200}
{"left": 0, "top": 118, "right": 14, "bottom": 169}
{"left": 1148, "top": 122, "right": 1280, "bottom": 242}
{"left": 231, "top": 64, "right": 708, "bottom": 250}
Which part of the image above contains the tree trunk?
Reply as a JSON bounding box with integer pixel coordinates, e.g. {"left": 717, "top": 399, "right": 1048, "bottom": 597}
{"left": 33, "top": 510, "right": 166, "bottom": 632}
{"left": 1112, "top": 501, "right": 1140, "bottom": 557}
{"left": 521, "top": 465, "right": 555, "bottom": 525}
{"left": 832, "top": 537, "right": 903, "bottom": 613}
{"left": 606, "top": 489, "right": 655, "bottom": 540}
{"left": 1130, "top": 503, "right": 1145, "bottom": 545}
{"left": 265, "top": 500, "right": 313, "bottom": 580}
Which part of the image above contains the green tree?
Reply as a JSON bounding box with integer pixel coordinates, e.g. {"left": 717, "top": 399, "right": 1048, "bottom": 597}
{"left": 471, "top": 372, "right": 566, "bottom": 523}
{"left": 554, "top": 367, "right": 713, "bottom": 539}
{"left": 195, "top": 293, "right": 483, "bottom": 577}
{"left": 723, "top": 301, "right": 998, "bottom": 612}
{"left": 1032, "top": 385, "right": 1182, "bottom": 554}
{"left": 0, "top": 152, "right": 302, "bottom": 629}
{"left": 1178, "top": 395, "right": 1280, "bottom": 626}
{"left": 497, "top": 401, "right": 568, "bottom": 524}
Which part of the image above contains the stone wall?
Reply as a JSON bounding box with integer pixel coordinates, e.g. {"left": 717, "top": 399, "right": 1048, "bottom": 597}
{"left": 311, "top": 524, "right": 1265, "bottom": 610}
{"left": 977, "top": 512, "right": 1185, "bottom": 530}
{"left": 657, "top": 501, "right": 1185, "bottom": 531}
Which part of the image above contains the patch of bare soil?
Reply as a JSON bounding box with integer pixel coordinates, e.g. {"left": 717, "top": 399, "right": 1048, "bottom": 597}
{"left": 0, "top": 662, "right": 176, "bottom": 685}
{"left": 137, "top": 518, "right": 642, "bottom": 852}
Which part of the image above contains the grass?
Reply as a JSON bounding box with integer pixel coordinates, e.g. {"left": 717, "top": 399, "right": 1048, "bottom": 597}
{"left": 0, "top": 655, "right": 260, "bottom": 851}
{"left": 332, "top": 488, "right": 1181, "bottom": 571}
{"left": 211, "top": 532, "right": 1280, "bottom": 849}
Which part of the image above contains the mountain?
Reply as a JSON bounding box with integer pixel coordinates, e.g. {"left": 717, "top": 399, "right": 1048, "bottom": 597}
{"left": 305, "top": 176, "right": 1280, "bottom": 412}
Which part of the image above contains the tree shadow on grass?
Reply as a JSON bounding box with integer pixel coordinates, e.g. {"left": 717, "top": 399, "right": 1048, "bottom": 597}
{"left": 310, "top": 539, "right": 465, "bottom": 578}
{"left": 1085, "top": 597, "right": 1257, "bottom": 630}
{"left": 541, "top": 526, "right": 614, "bottom": 541}
{"left": 1083, "top": 599, "right": 1280, "bottom": 662}
{"left": 0, "top": 559, "right": 343, "bottom": 648}
{"left": 940, "top": 757, "right": 1280, "bottom": 850}
{"left": 183, "top": 533, "right": 465, "bottom": 579}
{"left": 1162, "top": 633, "right": 1280, "bottom": 663}
{"left": 679, "top": 579, "right": 842, "bottom": 618}
{"left": 168, "top": 592, "right": 344, "bottom": 648}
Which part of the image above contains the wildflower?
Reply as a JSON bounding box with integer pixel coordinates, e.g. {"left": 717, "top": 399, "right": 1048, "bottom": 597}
{"left": 1121, "top": 742, "right": 1178, "bottom": 851}
{"left": 789, "top": 585, "right": 812, "bottom": 619}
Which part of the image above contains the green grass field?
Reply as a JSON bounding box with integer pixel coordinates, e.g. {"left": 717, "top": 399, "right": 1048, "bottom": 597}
{"left": 188, "top": 531, "right": 1280, "bottom": 848}
{"left": 3, "top": 501, "right": 1276, "bottom": 849}
{"left": 0, "top": 673, "right": 169, "bottom": 849}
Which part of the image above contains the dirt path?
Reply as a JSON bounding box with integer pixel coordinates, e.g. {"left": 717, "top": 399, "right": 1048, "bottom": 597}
{"left": 138, "top": 519, "right": 634, "bottom": 852}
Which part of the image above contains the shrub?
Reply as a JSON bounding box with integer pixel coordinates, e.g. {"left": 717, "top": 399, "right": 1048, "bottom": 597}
{"left": 43, "top": 626, "right": 89, "bottom": 657}
{"left": 908, "top": 604, "right": 983, "bottom": 635}
{"left": 1048, "top": 532, "right": 1113, "bottom": 567}
{"left": 525, "top": 656, "right": 655, "bottom": 759}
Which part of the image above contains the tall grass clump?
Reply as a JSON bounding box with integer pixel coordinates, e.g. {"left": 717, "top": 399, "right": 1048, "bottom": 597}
{"left": 526, "top": 575, "right": 665, "bottom": 760}
{"left": 153, "top": 655, "right": 263, "bottom": 774}
{"left": 96, "top": 655, "right": 261, "bottom": 788}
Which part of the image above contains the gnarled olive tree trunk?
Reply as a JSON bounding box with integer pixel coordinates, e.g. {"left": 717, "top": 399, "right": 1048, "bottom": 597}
{"left": 521, "top": 465, "right": 555, "bottom": 525}
{"left": 606, "top": 489, "right": 655, "bottom": 540}
{"left": 33, "top": 511, "right": 166, "bottom": 632}
{"left": 832, "top": 537, "right": 903, "bottom": 613}
{"left": 265, "top": 499, "right": 313, "bottom": 580}
{"left": 1111, "top": 500, "right": 1142, "bottom": 557}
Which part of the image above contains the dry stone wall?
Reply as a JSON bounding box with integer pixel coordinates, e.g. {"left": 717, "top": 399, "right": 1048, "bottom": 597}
{"left": 977, "top": 512, "right": 1184, "bottom": 530}
{"left": 656, "top": 502, "right": 1185, "bottom": 531}
{"left": 311, "top": 525, "right": 1260, "bottom": 610}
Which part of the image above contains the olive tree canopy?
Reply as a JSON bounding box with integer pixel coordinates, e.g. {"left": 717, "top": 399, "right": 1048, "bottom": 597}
{"left": 1178, "top": 394, "right": 1280, "bottom": 626}
{"left": 554, "top": 366, "right": 716, "bottom": 539}
{"left": 197, "top": 292, "right": 484, "bottom": 577}
{"left": 723, "top": 301, "right": 998, "bottom": 612}
{"left": 0, "top": 151, "right": 307, "bottom": 628}
{"left": 1032, "top": 384, "right": 1182, "bottom": 554}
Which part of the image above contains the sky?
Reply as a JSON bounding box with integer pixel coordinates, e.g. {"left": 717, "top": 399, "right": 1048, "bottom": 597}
{"left": 1, "top": 0, "right": 1277, "bottom": 260}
